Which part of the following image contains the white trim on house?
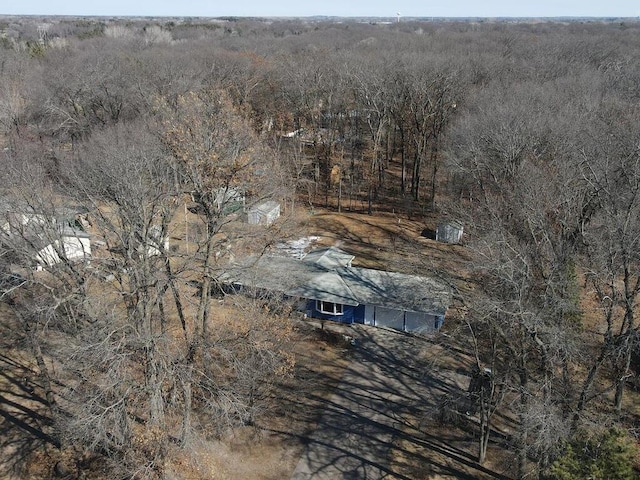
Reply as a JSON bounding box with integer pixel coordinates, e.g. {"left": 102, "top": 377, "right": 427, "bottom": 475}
{"left": 316, "top": 300, "right": 344, "bottom": 315}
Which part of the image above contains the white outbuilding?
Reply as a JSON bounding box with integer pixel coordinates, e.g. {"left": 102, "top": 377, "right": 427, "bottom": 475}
{"left": 436, "top": 220, "right": 464, "bottom": 244}
{"left": 248, "top": 201, "right": 280, "bottom": 226}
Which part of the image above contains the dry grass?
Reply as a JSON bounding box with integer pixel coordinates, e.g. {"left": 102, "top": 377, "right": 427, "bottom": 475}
{"left": 0, "top": 202, "right": 476, "bottom": 479}
{"left": 299, "top": 208, "right": 469, "bottom": 270}
{"left": 161, "top": 318, "right": 350, "bottom": 480}
{"left": 3, "top": 198, "right": 638, "bottom": 480}
{"left": 0, "top": 304, "right": 58, "bottom": 480}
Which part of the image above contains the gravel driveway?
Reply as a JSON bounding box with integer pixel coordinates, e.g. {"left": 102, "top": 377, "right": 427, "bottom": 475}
{"left": 290, "top": 324, "right": 471, "bottom": 480}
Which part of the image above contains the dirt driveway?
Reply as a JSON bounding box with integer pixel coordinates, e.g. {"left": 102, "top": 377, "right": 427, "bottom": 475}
{"left": 290, "top": 323, "right": 508, "bottom": 480}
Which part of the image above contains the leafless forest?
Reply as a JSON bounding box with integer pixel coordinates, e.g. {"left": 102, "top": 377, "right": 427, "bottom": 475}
{"left": 0, "top": 15, "right": 639, "bottom": 479}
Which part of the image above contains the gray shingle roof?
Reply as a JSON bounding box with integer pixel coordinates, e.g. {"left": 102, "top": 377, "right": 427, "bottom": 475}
{"left": 219, "top": 250, "right": 451, "bottom": 316}
{"left": 337, "top": 267, "right": 450, "bottom": 315}
{"left": 301, "top": 246, "right": 354, "bottom": 269}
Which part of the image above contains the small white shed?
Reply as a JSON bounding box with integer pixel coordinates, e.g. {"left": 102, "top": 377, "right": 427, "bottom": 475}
{"left": 436, "top": 221, "right": 464, "bottom": 244}
{"left": 248, "top": 201, "right": 280, "bottom": 226}
{"left": 213, "top": 187, "right": 245, "bottom": 213}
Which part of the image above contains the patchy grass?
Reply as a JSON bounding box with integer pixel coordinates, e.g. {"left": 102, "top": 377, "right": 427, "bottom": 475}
{"left": 161, "top": 317, "right": 350, "bottom": 480}
{"left": 0, "top": 304, "right": 58, "bottom": 480}
{"left": 300, "top": 208, "right": 470, "bottom": 272}
{"left": 6, "top": 203, "right": 638, "bottom": 480}
{"left": 389, "top": 336, "right": 515, "bottom": 480}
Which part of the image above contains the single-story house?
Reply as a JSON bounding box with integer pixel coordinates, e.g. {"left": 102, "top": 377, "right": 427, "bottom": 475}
{"left": 0, "top": 202, "right": 92, "bottom": 268}
{"left": 248, "top": 201, "right": 280, "bottom": 226}
{"left": 36, "top": 226, "right": 91, "bottom": 268}
{"left": 219, "top": 246, "right": 451, "bottom": 334}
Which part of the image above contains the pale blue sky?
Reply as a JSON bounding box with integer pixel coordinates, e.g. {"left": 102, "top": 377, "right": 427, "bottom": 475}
{"left": 1, "top": 0, "right": 639, "bottom": 18}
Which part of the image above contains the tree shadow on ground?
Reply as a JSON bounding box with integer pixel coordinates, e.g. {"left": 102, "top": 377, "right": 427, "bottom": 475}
{"left": 0, "top": 353, "right": 59, "bottom": 479}
{"left": 271, "top": 322, "right": 511, "bottom": 479}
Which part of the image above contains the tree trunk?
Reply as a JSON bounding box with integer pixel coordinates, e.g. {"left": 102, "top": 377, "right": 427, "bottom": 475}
{"left": 478, "top": 390, "right": 490, "bottom": 464}
{"left": 517, "top": 369, "right": 529, "bottom": 480}
{"left": 197, "top": 220, "right": 216, "bottom": 337}
{"left": 21, "top": 311, "right": 61, "bottom": 448}
{"left": 614, "top": 338, "right": 633, "bottom": 413}
{"left": 429, "top": 146, "right": 438, "bottom": 211}
{"left": 31, "top": 329, "right": 57, "bottom": 412}
{"left": 399, "top": 128, "right": 406, "bottom": 194}
{"left": 575, "top": 342, "right": 609, "bottom": 417}
{"left": 614, "top": 271, "right": 636, "bottom": 413}
{"left": 147, "top": 343, "right": 165, "bottom": 427}
{"left": 19, "top": 311, "right": 57, "bottom": 412}
{"left": 180, "top": 366, "right": 193, "bottom": 447}
{"left": 411, "top": 151, "right": 420, "bottom": 201}
{"left": 165, "top": 257, "right": 187, "bottom": 343}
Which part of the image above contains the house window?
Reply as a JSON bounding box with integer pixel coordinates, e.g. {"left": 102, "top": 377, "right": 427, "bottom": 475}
{"left": 316, "top": 300, "right": 344, "bottom": 315}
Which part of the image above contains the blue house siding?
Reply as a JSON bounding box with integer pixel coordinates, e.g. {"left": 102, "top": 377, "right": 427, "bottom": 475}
{"left": 353, "top": 305, "right": 366, "bottom": 324}
{"left": 219, "top": 251, "right": 451, "bottom": 334}
{"left": 305, "top": 299, "right": 356, "bottom": 324}
{"left": 302, "top": 300, "right": 444, "bottom": 332}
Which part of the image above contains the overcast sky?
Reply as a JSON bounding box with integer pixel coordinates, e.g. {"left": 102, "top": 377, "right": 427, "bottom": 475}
{"left": 2, "top": 0, "right": 639, "bottom": 18}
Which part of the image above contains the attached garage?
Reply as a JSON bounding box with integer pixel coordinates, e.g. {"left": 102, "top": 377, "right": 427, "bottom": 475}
{"left": 405, "top": 312, "right": 443, "bottom": 334}
{"left": 373, "top": 306, "right": 405, "bottom": 330}
{"left": 362, "top": 307, "right": 443, "bottom": 334}
{"left": 219, "top": 247, "right": 452, "bottom": 335}
{"left": 340, "top": 267, "right": 450, "bottom": 334}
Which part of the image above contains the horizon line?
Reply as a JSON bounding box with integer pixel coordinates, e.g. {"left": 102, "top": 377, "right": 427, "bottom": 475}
{"left": 1, "top": 13, "right": 639, "bottom": 20}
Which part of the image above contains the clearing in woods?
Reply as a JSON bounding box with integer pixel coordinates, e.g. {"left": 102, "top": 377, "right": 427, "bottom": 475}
{"left": 0, "top": 206, "right": 495, "bottom": 479}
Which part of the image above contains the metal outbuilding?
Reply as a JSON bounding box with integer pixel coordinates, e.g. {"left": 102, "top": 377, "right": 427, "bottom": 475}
{"left": 436, "top": 220, "right": 464, "bottom": 244}
{"left": 248, "top": 201, "right": 280, "bottom": 226}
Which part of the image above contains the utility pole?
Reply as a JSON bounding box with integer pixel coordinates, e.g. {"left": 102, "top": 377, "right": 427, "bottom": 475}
{"left": 184, "top": 202, "right": 188, "bottom": 255}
